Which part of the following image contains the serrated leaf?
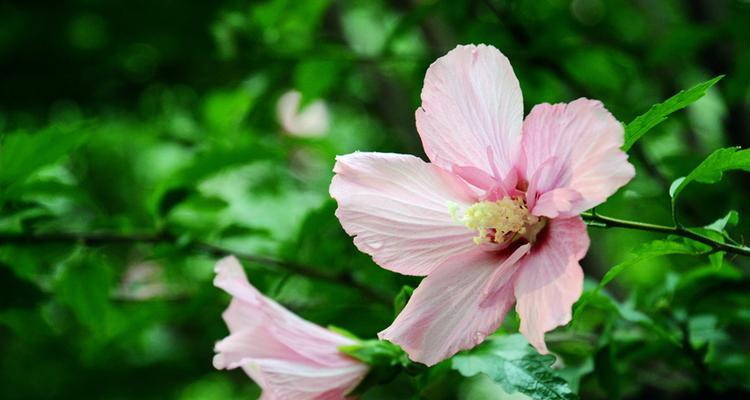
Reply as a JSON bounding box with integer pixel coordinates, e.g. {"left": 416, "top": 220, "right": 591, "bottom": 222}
{"left": 452, "top": 334, "right": 578, "bottom": 400}
{"left": 622, "top": 76, "right": 723, "bottom": 151}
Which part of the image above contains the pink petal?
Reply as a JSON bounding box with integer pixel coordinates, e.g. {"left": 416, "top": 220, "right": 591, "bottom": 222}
{"left": 214, "top": 257, "right": 348, "bottom": 346}
{"left": 514, "top": 217, "right": 589, "bottom": 353}
{"left": 532, "top": 188, "right": 583, "bottom": 219}
{"left": 521, "top": 99, "right": 635, "bottom": 217}
{"left": 247, "top": 360, "right": 367, "bottom": 400}
{"left": 213, "top": 257, "right": 368, "bottom": 398}
{"left": 331, "top": 152, "right": 478, "bottom": 276}
{"left": 379, "top": 245, "right": 529, "bottom": 366}
{"left": 416, "top": 44, "right": 523, "bottom": 179}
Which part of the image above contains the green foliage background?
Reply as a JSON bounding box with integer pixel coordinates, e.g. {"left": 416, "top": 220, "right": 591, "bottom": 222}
{"left": 1, "top": 0, "right": 749, "bottom": 399}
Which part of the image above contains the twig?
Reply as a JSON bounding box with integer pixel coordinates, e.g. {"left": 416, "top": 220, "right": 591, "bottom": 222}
{"left": 581, "top": 212, "right": 750, "bottom": 257}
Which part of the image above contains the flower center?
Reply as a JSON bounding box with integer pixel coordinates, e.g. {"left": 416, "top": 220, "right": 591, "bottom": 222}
{"left": 459, "top": 197, "right": 542, "bottom": 245}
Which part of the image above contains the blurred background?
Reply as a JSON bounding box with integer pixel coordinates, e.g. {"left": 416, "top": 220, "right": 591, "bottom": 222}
{"left": 1, "top": 0, "right": 749, "bottom": 399}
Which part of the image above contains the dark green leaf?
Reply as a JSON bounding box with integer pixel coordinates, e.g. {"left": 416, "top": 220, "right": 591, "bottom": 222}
{"left": 594, "top": 345, "right": 621, "bottom": 400}
{"left": 452, "top": 334, "right": 578, "bottom": 400}
{"left": 622, "top": 76, "right": 723, "bottom": 151}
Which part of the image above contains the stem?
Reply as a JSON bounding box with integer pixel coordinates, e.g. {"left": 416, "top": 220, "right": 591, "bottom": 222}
{"left": 581, "top": 212, "right": 750, "bottom": 257}
{"left": 0, "top": 231, "right": 391, "bottom": 305}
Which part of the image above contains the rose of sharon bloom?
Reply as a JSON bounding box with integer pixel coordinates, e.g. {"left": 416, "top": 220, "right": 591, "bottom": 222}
{"left": 330, "top": 44, "right": 635, "bottom": 366}
{"left": 277, "top": 89, "right": 330, "bottom": 137}
{"left": 213, "top": 256, "right": 368, "bottom": 399}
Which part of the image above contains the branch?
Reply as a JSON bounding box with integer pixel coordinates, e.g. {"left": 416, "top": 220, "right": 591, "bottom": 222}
{"left": 0, "top": 231, "right": 392, "bottom": 304}
{"left": 581, "top": 212, "right": 750, "bottom": 257}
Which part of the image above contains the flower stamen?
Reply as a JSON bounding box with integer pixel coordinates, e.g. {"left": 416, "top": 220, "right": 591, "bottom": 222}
{"left": 461, "top": 197, "right": 540, "bottom": 245}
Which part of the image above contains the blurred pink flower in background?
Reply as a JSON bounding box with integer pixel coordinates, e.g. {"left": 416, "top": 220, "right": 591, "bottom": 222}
{"left": 213, "top": 256, "right": 368, "bottom": 399}
{"left": 277, "top": 90, "right": 330, "bottom": 137}
{"left": 331, "top": 44, "right": 635, "bottom": 366}
{"left": 115, "top": 261, "right": 169, "bottom": 301}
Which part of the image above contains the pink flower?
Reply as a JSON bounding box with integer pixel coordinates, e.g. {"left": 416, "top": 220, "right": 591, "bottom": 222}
{"left": 277, "top": 90, "right": 330, "bottom": 137}
{"left": 330, "top": 44, "right": 635, "bottom": 366}
{"left": 213, "top": 256, "right": 369, "bottom": 399}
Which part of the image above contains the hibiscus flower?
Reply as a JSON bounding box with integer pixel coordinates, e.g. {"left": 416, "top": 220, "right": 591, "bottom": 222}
{"left": 213, "top": 256, "right": 369, "bottom": 399}
{"left": 330, "top": 44, "right": 635, "bottom": 366}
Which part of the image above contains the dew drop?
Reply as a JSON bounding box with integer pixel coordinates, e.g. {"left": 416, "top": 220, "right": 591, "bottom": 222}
{"left": 370, "top": 241, "right": 383, "bottom": 250}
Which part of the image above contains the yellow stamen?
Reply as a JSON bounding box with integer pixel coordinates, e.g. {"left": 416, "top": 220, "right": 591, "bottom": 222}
{"left": 462, "top": 197, "right": 538, "bottom": 244}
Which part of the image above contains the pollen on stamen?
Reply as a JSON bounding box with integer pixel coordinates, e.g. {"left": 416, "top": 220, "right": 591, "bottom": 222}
{"left": 462, "top": 197, "right": 535, "bottom": 245}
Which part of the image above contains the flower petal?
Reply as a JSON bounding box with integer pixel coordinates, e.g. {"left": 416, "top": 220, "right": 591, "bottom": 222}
{"left": 379, "top": 245, "right": 529, "bottom": 366}
{"left": 213, "top": 257, "right": 357, "bottom": 368}
{"left": 331, "top": 152, "right": 477, "bottom": 276}
{"left": 277, "top": 90, "right": 330, "bottom": 137}
{"left": 514, "top": 217, "right": 589, "bottom": 353}
{"left": 246, "top": 360, "right": 367, "bottom": 400}
{"left": 416, "top": 44, "right": 523, "bottom": 178}
{"left": 521, "top": 99, "right": 635, "bottom": 217}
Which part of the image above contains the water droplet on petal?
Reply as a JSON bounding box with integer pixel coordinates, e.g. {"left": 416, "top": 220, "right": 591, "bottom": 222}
{"left": 474, "top": 331, "right": 485, "bottom": 344}
{"left": 370, "top": 241, "right": 383, "bottom": 250}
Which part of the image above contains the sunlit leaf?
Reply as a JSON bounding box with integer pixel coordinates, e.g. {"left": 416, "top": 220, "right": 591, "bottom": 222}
{"left": 622, "top": 76, "right": 723, "bottom": 151}
{"left": 598, "top": 240, "right": 700, "bottom": 289}
{"left": 0, "top": 127, "right": 86, "bottom": 199}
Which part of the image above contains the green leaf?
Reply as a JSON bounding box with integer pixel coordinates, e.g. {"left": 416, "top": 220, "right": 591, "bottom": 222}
{"left": 0, "top": 127, "right": 86, "bottom": 199}
{"left": 598, "top": 240, "right": 700, "bottom": 289}
{"left": 327, "top": 325, "right": 360, "bottom": 341}
{"left": 339, "top": 339, "right": 411, "bottom": 396}
{"left": 452, "top": 334, "right": 578, "bottom": 400}
{"left": 622, "top": 76, "right": 723, "bottom": 151}
{"left": 575, "top": 240, "right": 700, "bottom": 317}
{"left": 594, "top": 345, "right": 621, "bottom": 400}
{"left": 202, "top": 77, "right": 267, "bottom": 133}
{"left": 294, "top": 58, "right": 346, "bottom": 106}
{"left": 705, "top": 210, "right": 739, "bottom": 233}
{"left": 574, "top": 290, "right": 681, "bottom": 347}
{"left": 339, "top": 339, "right": 409, "bottom": 368}
{"left": 670, "top": 147, "right": 750, "bottom": 203}
{"left": 701, "top": 211, "right": 738, "bottom": 269}
{"left": 55, "top": 252, "right": 114, "bottom": 337}
{"left": 393, "top": 285, "right": 413, "bottom": 317}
